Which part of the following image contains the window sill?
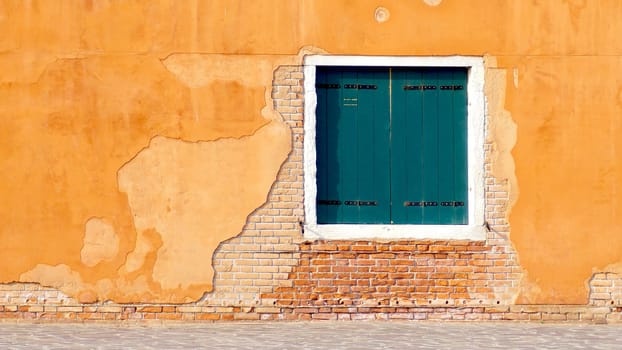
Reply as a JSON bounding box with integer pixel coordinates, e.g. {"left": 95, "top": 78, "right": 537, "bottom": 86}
{"left": 303, "top": 224, "right": 487, "bottom": 241}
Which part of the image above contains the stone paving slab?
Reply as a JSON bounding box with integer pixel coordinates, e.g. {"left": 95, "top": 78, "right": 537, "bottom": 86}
{"left": 0, "top": 322, "right": 620, "bottom": 349}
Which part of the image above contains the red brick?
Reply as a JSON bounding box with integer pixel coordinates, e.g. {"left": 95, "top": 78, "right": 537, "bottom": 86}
{"left": 313, "top": 244, "right": 337, "bottom": 251}
{"left": 138, "top": 306, "right": 162, "bottom": 313}
{"left": 390, "top": 245, "right": 417, "bottom": 251}
{"left": 334, "top": 253, "right": 356, "bottom": 259}
{"left": 77, "top": 313, "right": 102, "bottom": 320}
{"left": 332, "top": 266, "right": 356, "bottom": 272}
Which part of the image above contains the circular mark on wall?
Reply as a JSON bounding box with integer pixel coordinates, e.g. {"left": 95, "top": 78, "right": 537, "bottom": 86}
{"left": 423, "top": 0, "right": 443, "bottom": 6}
{"left": 375, "top": 7, "right": 390, "bottom": 23}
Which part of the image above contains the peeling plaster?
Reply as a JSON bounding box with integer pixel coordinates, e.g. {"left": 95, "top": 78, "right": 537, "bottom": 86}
{"left": 423, "top": 0, "right": 443, "bottom": 7}
{"left": 484, "top": 58, "right": 519, "bottom": 209}
{"left": 482, "top": 57, "right": 521, "bottom": 303}
{"left": 117, "top": 120, "right": 290, "bottom": 292}
{"left": 161, "top": 54, "right": 280, "bottom": 88}
{"left": 81, "top": 217, "right": 120, "bottom": 267}
{"left": 0, "top": 49, "right": 298, "bottom": 303}
{"left": 20, "top": 264, "right": 83, "bottom": 294}
{"left": 503, "top": 55, "right": 622, "bottom": 304}
{"left": 11, "top": 109, "right": 291, "bottom": 304}
{"left": 121, "top": 228, "right": 162, "bottom": 274}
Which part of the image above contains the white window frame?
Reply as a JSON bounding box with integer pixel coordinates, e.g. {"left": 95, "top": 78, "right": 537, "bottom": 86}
{"left": 303, "top": 55, "right": 486, "bottom": 241}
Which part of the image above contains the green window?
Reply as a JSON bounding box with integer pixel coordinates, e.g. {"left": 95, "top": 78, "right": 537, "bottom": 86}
{"left": 315, "top": 66, "right": 468, "bottom": 225}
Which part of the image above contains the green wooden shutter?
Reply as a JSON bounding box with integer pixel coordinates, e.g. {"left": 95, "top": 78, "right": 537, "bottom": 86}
{"left": 316, "top": 66, "right": 467, "bottom": 225}
{"left": 316, "top": 67, "right": 390, "bottom": 224}
{"left": 390, "top": 68, "right": 468, "bottom": 225}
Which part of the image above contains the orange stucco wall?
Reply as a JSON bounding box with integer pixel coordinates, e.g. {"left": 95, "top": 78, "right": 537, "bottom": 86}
{"left": 1, "top": 0, "right": 621, "bottom": 304}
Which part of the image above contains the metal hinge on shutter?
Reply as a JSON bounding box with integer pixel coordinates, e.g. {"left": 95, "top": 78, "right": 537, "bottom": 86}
{"left": 344, "top": 84, "right": 377, "bottom": 90}
{"left": 344, "top": 200, "right": 378, "bottom": 206}
{"left": 439, "top": 85, "right": 464, "bottom": 90}
{"left": 404, "top": 201, "right": 438, "bottom": 207}
{"left": 440, "top": 201, "right": 465, "bottom": 207}
{"left": 316, "top": 83, "right": 340, "bottom": 89}
{"left": 403, "top": 85, "right": 437, "bottom": 90}
{"left": 318, "top": 200, "right": 342, "bottom": 205}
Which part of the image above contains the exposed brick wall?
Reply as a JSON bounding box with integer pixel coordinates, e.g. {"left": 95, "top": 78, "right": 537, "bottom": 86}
{"left": 262, "top": 63, "right": 523, "bottom": 310}
{"left": 589, "top": 273, "right": 622, "bottom": 307}
{"left": 204, "top": 65, "right": 306, "bottom": 309}
{"left": 0, "top": 283, "right": 75, "bottom": 306}
{"left": 269, "top": 240, "right": 497, "bottom": 308}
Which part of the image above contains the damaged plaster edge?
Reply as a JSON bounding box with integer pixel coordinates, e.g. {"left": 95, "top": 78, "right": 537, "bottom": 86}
{"left": 0, "top": 53, "right": 90, "bottom": 85}
{"left": 17, "top": 263, "right": 85, "bottom": 297}
{"left": 80, "top": 216, "right": 120, "bottom": 268}
{"left": 302, "top": 55, "right": 486, "bottom": 240}
{"left": 586, "top": 262, "right": 622, "bottom": 304}
{"left": 114, "top": 120, "right": 282, "bottom": 186}
{"left": 211, "top": 138, "right": 301, "bottom": 261}
{"left": 482, "top": 56, "right": 522, "bottom": 304}
{"left": 261, "top": 46, "right": 329, "bottom": 125}
{"left": 483, "top": 55, "right": 520, "bottom": 221}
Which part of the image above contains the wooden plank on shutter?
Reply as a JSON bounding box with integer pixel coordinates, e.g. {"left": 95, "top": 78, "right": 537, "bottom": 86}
{"left": 357, "top": 68, "right": 390, "bottom": 224}
{"left": 453, "top": 69, "right": 469, "bottom": 224}
{"left": 339, "top": 70, "right": 360, "bottom": 223}
{"left": 391, "top": 68, "right": 425, "bottom": 224}
{"left": 389, "top": 68, "right": 408, "bottom": 224}
{"left": 421, "top": 69, "right": 440, "bottom": 224}
{"left": 437, "top": 69, "right": 456, "bottom": 225}
{"left": 315, "top": 67, "right": 329, "bottom": 223}
{"left": 316, "top": 67, "right": 344, "bottom": 224}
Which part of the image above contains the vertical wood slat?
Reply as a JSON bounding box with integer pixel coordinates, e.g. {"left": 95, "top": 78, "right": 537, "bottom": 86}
{"left": 357, "top": 69, "right": 391, "bottom": 223}
{"left": 339, "top": 70, "right": 359, "bottom": 223}
{"left": 452, "top": 69, "right": 469, "bottom": 224}
{"left": 315, "top": 68, "right": 328, "bottom": 223}
{"left": 316, "top": 68, "right": 343, "bottom": 223}
{"left": 389, "top": 68, "right": 407, "bottom": 224}
{"left": 437, "top": 68, "right": 456, "bottom": 225}
{"left": 391, "top": 68, "right": 425, "bottom": 224}
{"left": 421, "top": 69, "right": 440, "bottom": 224}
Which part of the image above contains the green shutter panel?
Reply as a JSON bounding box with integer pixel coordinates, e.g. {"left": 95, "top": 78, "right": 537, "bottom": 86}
{"left": 420, "top": 69, "right": 441, "bottom": 224}
{"left": 437, "top": 69, "right": 456, "bottom": 225}
{"left": 316, "top": 67, "right": 390, "bottom": 224}
{"left": 390, "top": 68, "right": 468, "bottom": 225}
{"left": 390, "top": 68, "right": 425, "bottom": 224}
{"left": 316, "top": 68, "right": 341, "bottom": 223}
{"left": 355, "top": 69, "right": 391, "bottom": 224}
{"left": 338, "top": 70, "right": 360, "bottom": 223}
{"left": 435, "top": 68, "right": 468, "bottom": 225}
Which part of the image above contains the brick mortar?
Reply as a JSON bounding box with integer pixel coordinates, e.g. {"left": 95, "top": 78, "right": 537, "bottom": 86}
{"left": 0, "top": 304, "right": 617, "bottom": 323}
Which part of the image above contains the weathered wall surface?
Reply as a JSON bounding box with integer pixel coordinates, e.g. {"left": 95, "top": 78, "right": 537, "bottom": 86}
{"left": 1, "top": 0, "right": 622, "bottom": 306}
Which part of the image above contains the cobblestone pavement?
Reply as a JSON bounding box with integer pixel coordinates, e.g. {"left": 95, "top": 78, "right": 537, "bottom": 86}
{"left": 0, "top": 321, "right": 621, "bottom": 349}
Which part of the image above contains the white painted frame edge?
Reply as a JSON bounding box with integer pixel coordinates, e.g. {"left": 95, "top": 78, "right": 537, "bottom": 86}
{"left": 303, "top": 55, "right": 486, "bottom": 241}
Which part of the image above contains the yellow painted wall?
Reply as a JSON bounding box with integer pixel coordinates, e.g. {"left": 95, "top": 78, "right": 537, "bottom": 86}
{"left": 1, "top": 0, "right": 621, "bottom": 304}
